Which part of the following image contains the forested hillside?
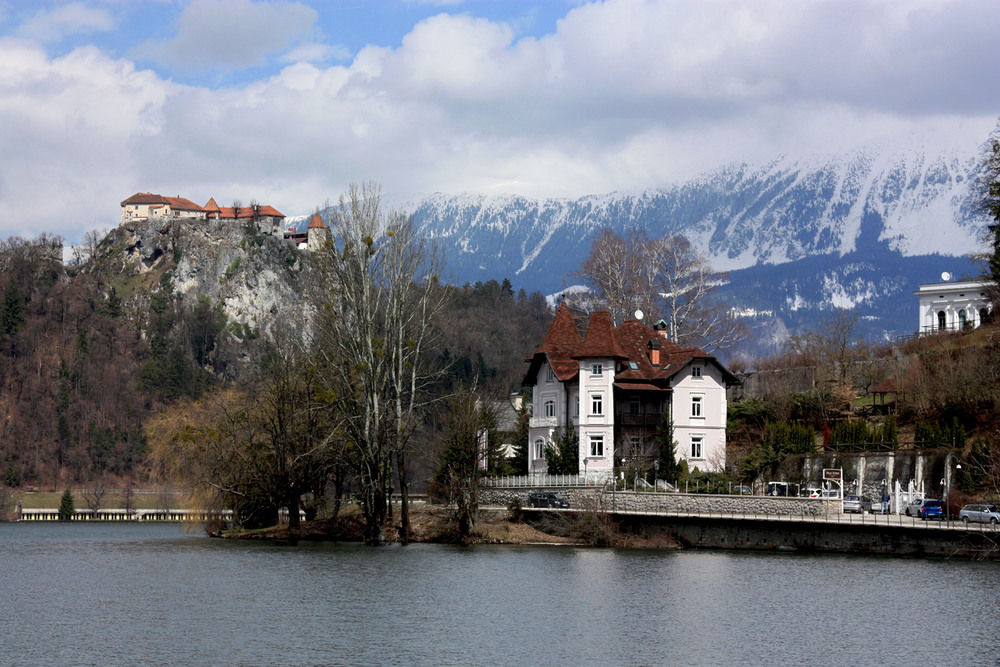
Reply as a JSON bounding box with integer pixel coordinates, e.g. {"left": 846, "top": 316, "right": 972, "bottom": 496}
{"left": 0, "top": 222, "right": 551, "bottom": 490}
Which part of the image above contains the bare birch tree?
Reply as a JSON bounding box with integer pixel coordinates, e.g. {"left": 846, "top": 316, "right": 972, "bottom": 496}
{"left": 577, "top": 228, "right": 746, "bottom": 351}
{"left": 312, "top": 182, "right": 448, "bottom": 544}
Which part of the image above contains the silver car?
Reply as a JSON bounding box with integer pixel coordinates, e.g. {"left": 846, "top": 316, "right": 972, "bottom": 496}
{"left": 959, "top": 504, "right": 1000, "bottom": 525}
{"left": 842, "top": 495, "right": 872, "bottom": 513}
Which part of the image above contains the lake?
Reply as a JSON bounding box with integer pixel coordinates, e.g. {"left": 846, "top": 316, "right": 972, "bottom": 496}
{"left": 1, "top": 522, "right": 998, "bottom": 666}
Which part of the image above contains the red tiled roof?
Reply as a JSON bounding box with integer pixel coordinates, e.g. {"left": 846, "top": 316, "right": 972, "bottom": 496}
{"left": 203, "top": 197, "right": 221, "bottom": 213}
{"left": 218, "top": 205, "right": 284, "bottom": 219}
{"left": 256, "top": 205, "right": 285, "bottom": 218}
{"left": 119, "top": 192, "right": 203, "bottom": 212}
{"left": 574, "top": 311, "right": 628, "bottom": 360}
{"left": 523, "top": 307, "right": 736, "bottom": 388}
{"left": 121, "top": 192, "right": 168, "bottom": 206}
{"left": 163, "top": 196, "right": 203, "bottom": 212}
{"left": 307, "top": 213, "right": 326, "bottom": 229}
{"left": 523, "top": 302, "right": 582, "bottom": 382}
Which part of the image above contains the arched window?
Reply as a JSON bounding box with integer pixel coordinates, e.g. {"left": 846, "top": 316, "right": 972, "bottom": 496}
{"left": 534, "top": 439, "right": 545, "bottom": 460}
{"left": 937, "top": 311, "right": 946, "bottom": 331}
{"left": 959, "top": 309, "right": 968, "bottom": 329}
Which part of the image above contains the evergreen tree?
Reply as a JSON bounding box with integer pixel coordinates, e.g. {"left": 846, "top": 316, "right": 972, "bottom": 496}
{"left": 58, "top": 489, "right": 75, "bottom": 521}
{"left": 655, "top": 412, "right": 682, "bottom": 483}
{"left": 509, "top": 409, "right": 530, "bottom": 475}
{"left": 3, "top": 463, "right": 19, "bottom": 488}
{"left": 979, "top": 138, "right": 1000, "bottom": 286}
{"left": 544, "top": 422, "right": 579, "bottom": 475}
{"left": 0, "top": 280, "right": 25, "bottom": 341}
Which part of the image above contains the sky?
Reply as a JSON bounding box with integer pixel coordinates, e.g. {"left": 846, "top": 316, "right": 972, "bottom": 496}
{"left": 1, "top": 0, "right": 999, "bottom": 244}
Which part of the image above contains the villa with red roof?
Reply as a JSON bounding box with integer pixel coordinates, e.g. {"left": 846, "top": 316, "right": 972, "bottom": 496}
{"left": 523, "top": 303, "right": 737, "bottom": 479}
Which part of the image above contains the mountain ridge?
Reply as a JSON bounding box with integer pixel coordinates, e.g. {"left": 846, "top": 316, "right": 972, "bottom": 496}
{"left": 399, "top": 140, "right": 989, "bottom": 348}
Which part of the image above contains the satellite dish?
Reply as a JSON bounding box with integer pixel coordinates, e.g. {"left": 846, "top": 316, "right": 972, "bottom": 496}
{"left": 634, "top": 309, "right": 644, "bottom": 320}
{"left": 941, "top": 272, "right": 952, "bottom": 282}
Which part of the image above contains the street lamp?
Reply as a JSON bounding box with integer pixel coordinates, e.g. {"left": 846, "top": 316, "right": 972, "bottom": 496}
{"left": 944, "top": 453, "right": 963, "bottom": 526}
{"left": 653, "top": 460, "right": 660, "bottom": 493}
{"left": 584, "top": 458, "right": 589, "bottom": 485}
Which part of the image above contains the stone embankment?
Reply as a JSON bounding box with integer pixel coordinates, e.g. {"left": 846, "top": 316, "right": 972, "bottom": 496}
{"left": 480, "top": 487, "right": 839, "bottom": 517}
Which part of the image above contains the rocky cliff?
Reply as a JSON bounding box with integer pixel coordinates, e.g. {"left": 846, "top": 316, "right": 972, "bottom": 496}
{"left": 91, "top": 216, "right": 317, "bottom": 340}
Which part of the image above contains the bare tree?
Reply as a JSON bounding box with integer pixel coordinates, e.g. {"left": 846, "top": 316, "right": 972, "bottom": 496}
{"left": 577, "top": 228, "right": 650, "bottom": 325}
{"left": 434, "top": 389, "right": 497, "bottom": 541}
{"left": 82, "top": 484, "right": 107, "bottom": 513}
{"left": 785, "top": 308, "right": 865, "bottom": 386}
{"left": 312, "top": 181, "right": 448, "bottom": 544}
{"left": 70, "top": 228, "right": 107, "bottom": 265}
{"left": 576, "top": 228, "right": 746, "bottom": 351}
{"left": 653, "top": 235, "right": 745, "bottom": 350}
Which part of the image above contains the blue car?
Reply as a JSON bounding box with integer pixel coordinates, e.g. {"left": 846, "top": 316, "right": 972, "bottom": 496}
{"left": 917, "top": 499, "right": 944, "bottom": 520}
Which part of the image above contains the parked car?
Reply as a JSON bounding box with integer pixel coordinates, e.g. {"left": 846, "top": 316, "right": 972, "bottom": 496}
{"left": 528, "top": 492, "right": 569, "bottom": 508}
{"left": 905, "top": 498, "right": 944, "bottom": 520}
{"left": 732, "top": 485, "right": 753, "bottom": 495}
{"left": 959, "top": 504, "right": 1000, "bottom": 525}
{"left": 842, "top": 495, "right": 872, "bottom": 513}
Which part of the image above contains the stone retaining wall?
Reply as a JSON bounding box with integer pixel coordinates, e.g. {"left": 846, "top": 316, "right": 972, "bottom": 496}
{"left": 480, "top": 487, "right": 839, "bottom": 517}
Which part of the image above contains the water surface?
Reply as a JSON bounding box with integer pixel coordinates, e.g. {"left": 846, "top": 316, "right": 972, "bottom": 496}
{"left": 1, "top": 522, "right": 997, "bottom": 666}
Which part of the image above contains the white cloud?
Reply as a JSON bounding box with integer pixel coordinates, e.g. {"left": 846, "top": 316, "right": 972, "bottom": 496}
{"left": 278, "top": 41, "right": 347, "bottom": 64}
{"left": 17, "top": 3, "right": 113, "bottom": 42}
{"left": 0, "top": 39, "right": 170, "bottom": 238}
{"left": 134, "top": 0, "right": 318, "bottom": 72}
{"left": 0, "top": 0, "right": 998, "bottom": 245}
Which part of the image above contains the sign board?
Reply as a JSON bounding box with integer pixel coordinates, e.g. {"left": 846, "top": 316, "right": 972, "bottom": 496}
{"left": 823, "top": 468, "right": 842, "bottom": 481}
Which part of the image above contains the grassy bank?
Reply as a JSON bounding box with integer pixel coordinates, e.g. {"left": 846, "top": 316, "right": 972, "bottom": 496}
{"left": 16, "top": 489, "right": 193, "bottom": 511}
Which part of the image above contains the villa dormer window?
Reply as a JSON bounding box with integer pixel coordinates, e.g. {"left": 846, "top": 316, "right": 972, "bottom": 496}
{"left": 591, "top": 363, "right": 603, "bottom": 376}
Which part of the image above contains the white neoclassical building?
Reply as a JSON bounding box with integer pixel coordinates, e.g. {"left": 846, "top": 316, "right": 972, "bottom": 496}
{"left": 915, "top": 277, "right": 993, "bottom": 334}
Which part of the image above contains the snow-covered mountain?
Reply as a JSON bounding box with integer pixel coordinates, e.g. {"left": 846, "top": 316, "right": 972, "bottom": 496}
{"left": 402, "top": 139, "right": 990, "bottom": 350}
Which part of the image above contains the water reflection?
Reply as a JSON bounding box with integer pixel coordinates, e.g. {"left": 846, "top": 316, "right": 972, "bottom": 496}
{"left": 1, "top": 524, "right": 998, "bottom": 666}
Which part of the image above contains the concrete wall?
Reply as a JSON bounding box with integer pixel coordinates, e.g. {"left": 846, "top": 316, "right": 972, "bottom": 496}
{"left": 612, "top": 514, "right": 1000, "bottom": 559}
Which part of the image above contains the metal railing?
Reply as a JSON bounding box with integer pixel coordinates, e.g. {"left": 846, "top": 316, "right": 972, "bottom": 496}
{"left": 483, "top": 474, "right": 601, "bottom": 488}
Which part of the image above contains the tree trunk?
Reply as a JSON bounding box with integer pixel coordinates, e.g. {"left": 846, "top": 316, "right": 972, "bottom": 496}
{"left": 287, "top": 494, "right": 300, "bottom": 530}
{"left": 362, "top": 476, "right": 387, "bottom": 545}
{"left": 397, "top": 449, "right": 411, "bottom": 543}
{"left": 331, "top": 464, "right": 345, "bottom": 519}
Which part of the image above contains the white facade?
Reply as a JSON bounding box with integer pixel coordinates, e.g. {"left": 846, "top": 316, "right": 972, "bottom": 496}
{"left": 576, "top": 357, "right": 616, "bottom": 476}
{"left": 915, "top": 279, "right": 992, "bottom": 334}
{"left": 669, "top": 360, "right": 728, "bottom": 472}
{"left": 526, "top": 346, "right": 730, "bottom": 476}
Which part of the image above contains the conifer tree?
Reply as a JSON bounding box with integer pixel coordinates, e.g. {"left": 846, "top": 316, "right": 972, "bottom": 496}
{"left": 656, "top": 412, "right": 682, "bottom": 483}
{"left": 58, "top": 489, "right": 74, "bottom": 521}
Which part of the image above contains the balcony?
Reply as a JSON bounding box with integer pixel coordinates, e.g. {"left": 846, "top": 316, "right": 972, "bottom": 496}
{"left": 529, "top": 416, "right": 558, "bottom": 429}
{"left": 614, "top": 412, "right": 662, "bottom": 428}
